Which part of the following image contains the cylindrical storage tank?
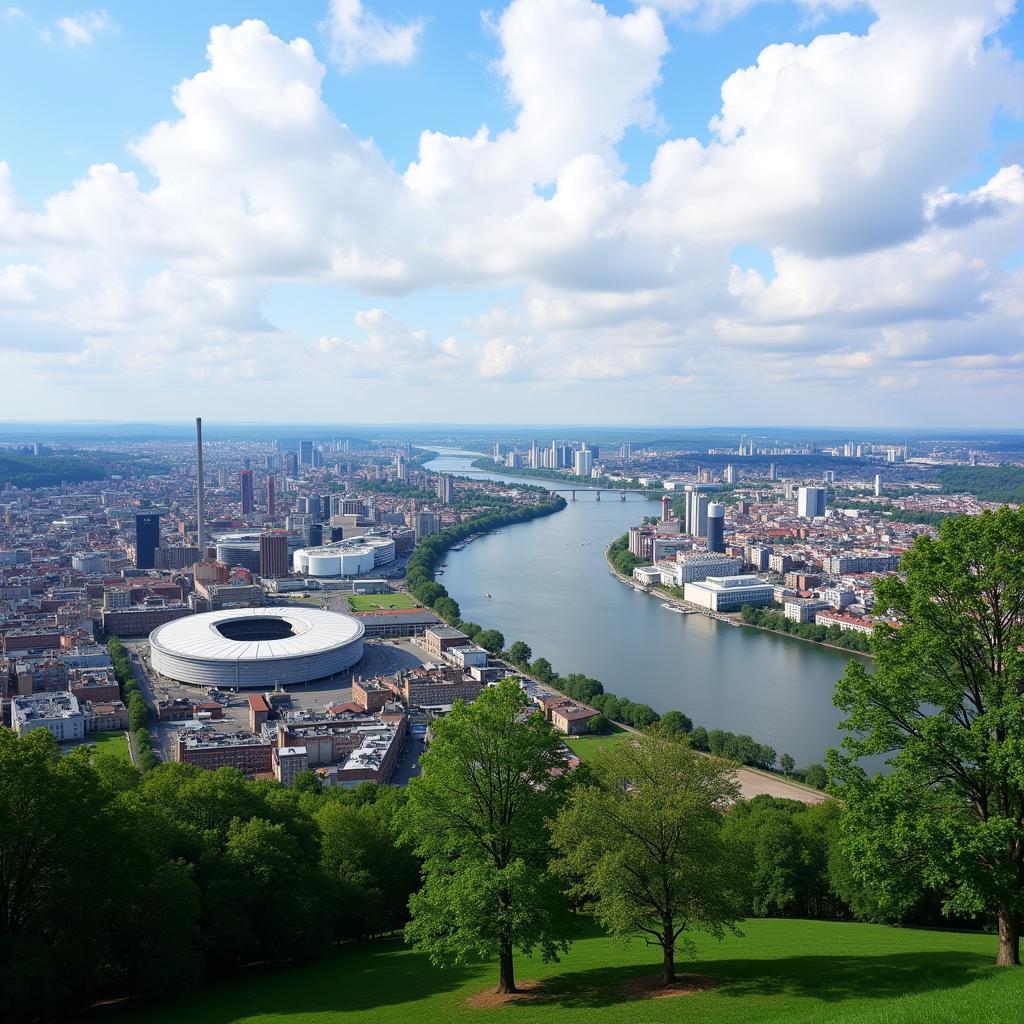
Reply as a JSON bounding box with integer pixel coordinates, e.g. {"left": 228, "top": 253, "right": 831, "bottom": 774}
{"left": 707, "top": 503, "right": 725, "bottom": 553}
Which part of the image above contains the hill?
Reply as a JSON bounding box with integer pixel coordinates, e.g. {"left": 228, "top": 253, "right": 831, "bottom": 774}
{"left": 99, "top": 918, "right": 1012, "bottom": 1024}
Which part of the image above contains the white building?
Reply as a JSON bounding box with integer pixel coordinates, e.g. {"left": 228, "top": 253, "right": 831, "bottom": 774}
{"left": 784, "top": 599, "right": 832, "bottom": 624}
{"left": 11, "top": 692, "right": 86, "bottom": 741}
{"left": 822, "top": 587, "right": 856, "bottom": 609}
{"left": 573, "top": 449, "right": 593, "bottom": 477}
{"left": 683, "top": 575, "right": 774, "bottom": 612}
{"left": 797, "top": 486, "right": 827, "bottom": 518}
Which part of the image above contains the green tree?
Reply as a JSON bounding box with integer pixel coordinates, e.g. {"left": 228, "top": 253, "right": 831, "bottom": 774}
{"left": 397, "top": 680, "right": 574, "bottom": 993}
{"left": 474, "top": 628, "right": 505, "bottom": 654}
{"left": 507, "top": 640, "right": 532, "bottom": 667}
{"left": 657, "top": 709, "right": 693, "bottom": 737}
{"left": 779, "top": 753, "right": 796, "bottom": 775}
{"left": 831, "top": 507, "right": 1024, "bottom": 966}
{"left": 551, "top": 734, "right": 748, "bottom": 985}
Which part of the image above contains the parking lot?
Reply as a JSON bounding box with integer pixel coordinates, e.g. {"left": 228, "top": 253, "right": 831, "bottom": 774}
{"left": 124, "top": 636, "right": 434, "bottom": 764}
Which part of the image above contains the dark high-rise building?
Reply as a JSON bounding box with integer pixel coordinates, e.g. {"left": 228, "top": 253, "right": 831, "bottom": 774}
{"left": 285, "top": 451, "right": 298, "bottom": 475}
{"left": 239, "top": 470, "right": 254, "bottom": 517}
{"left": 259, "top": 531, "right": 289, "bottom": 579}
{"left": 265, "top": 475, "right": 276, "bottom": 519}
{"left": 299, "top": 440, "right": 313, "bottom": 466}
{"left": 707, "top": 503, "right": 725, "bottom": 553}
{"left": 305, "top": 524, "right": 323, "bottom": 547}
{"left": 134, "top": 514, "right": 160, "bottom": 569}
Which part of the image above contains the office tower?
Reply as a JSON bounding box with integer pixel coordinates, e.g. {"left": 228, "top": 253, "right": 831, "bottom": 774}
{"left": 573, "top": 448, "right": 593, "bottom": 477}
{"left": 661, "top": 495, "right": 672, "bottom": 521}
{"left": 312, "top": 448, "right": 324, "bottom": 468}
{"left": 134, "top": 513, "right": 160, "bottom": 569}
{"left": 265, "top": 475, "right": 276, "bottom": 519}
{"left": 242, "top": 457, "right": 251, "bottom": 470}
{"left": 259, "top": 532, "right": 289, "bottom": 579}
{"left": 874, "top": 474, "right": 882, "bottom": 497}
{"left": 686, "top": 488, "right": 710, "bottom": 537}
{"left": 414, "top": 511, "right": 441, "bottom": 540}
{"left": 586, "top": 444, "right": 600, "bottom": 461}
{"left": 529, "top": 440, "right": 538, "bottom": 469}
{"left": 299, "top": 440, "right": 314, "bottom": 466}
{"left": 436, "top": 474, "right": 453, "bottom": 503}
{"left": 823, "top": 470, "right": 835, "bottom": 484}
{"left": 265, "top": 454, "right": 275, "bottom": 472}
{"left": 620, "top": 442, "right": 631, "bottom": 460}
{"left": 217, "top": 468, "right": 229, "bottom": 488}
{"left": 724, "top": 464, "right": 736, "bottom": 484}
{"left": 239, "top": 469, "right": 254, "bottom": 517}
{"left": 493, "top": 442, "right": 503, "bottom": 458}
{"left": 784, "top": 480, "right": 794, "bottom": 500}
{"left": 707, "top": 503, "right": 725, "bottom": 553}
{"left": 285, "top": 451, "right": 298, "bottom": 475}
{"left": 395, "top": 454, "right": 408, "bottom": 481}
{"left": 769, "top": 462, "right": 778, "bottom": 481}
{"left": 797, "top": 486, "right": 827, "bottom": 518}
{"left": 195, "top": 417, "right": 206, "bottom": 556}
{"left": 307, "top": 493, "right": 322, "bottom": 523}
{"left": 305, "top": 524, "right": 323, "bottom": 547}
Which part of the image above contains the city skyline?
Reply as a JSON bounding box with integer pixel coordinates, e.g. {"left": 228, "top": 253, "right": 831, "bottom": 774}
{"left": 1, "top": 0, "right": 1022, "bottom": 425}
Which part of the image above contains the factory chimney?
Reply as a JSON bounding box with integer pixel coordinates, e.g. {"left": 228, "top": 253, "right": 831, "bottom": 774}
{"left": 196, "top": 417, "right": 206, "bottom": 555}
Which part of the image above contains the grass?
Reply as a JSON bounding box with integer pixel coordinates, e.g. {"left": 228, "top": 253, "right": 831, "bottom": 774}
{"left": 563, "top": 724, "right": 631, "bottom": 760}
{"left": 346, "top": 593, "right": 419, "bottom": 612}
{"left": 98, "top": 918, "right": 1019, "bottom": 1024}
{"left": 80, "top": 731, "right": 131, "bottom": 761}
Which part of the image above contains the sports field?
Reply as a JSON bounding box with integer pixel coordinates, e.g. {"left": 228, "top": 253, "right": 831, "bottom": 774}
{"left": 346, "top": 593, "right": 420, "bottom": 611}
{"left": 100, "top": 918, "right": 1014, "bottom": 1024}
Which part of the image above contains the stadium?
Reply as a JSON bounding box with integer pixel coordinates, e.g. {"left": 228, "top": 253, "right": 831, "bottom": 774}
{"left": 148, "top": 606, "right": 364, "bottom": 689}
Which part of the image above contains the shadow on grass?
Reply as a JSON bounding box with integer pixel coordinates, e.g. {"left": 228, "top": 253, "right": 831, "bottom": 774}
{"left": 506, "top": 951, "right": 993, "bottom": 1010}
{"left": 95, "top": 939, "right": 484, "bottom": 1023}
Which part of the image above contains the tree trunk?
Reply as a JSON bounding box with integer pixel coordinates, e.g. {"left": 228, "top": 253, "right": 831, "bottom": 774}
{"left": 997, "top": 905, "right": 1020, "bottom": 967}
{"left": 497, "top": 941, "right": 517, "bottom": 994}
{"left": 661, "top": 922, "right": 676, "bottom": 985}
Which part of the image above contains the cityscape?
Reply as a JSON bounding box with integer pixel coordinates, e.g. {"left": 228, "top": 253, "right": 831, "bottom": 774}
{"left": 2, "top": 1, "right": 1024, "bottom": 1023}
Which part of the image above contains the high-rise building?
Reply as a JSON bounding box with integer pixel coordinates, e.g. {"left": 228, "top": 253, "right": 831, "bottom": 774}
{"left": 435, "top": 474, "right": 453, "bottom": 503}
{"left": 395, "top": 454, "right": 408, "bottom": 481}
{"left": 529, "top": 440, "right": 538, "bottom": 469}
{"left": 573, "top": 448, "right": 593, "bottom": 477}
{"left": 239, "top": 469, "right": 254, "bottom": 517}
{"left": 265, "top": 475, "right": 276, "bottom": 519}
{"left": 689, "top": 494, "right": 710, "bottom": 538}
{"left": 265, "top": 454, "right": 275, "bottom": 472}
{"left": 285, "top": 451, "right": 298, "bottom": 475}
{"left": 724, "top": 465, "right": 736, "bottom": 484}
{"left": 299, "top": 441, "right": 314, "bottom": 466}
{"left": 707, "top": 503, "right": 725, "bottom": 553}
{"left": 242, "top": 457, "right": 251, "bottom": 470}
{"left": 307, "top": 493, "right": 321, "bottom": 523}
{"left": 823, "top": 470, "right": 835, "bottom": 484}
{"left": 134, "top": 514, "right": 160, "bottom": 569}
{"left": 797, "top": 486, "right": 827, "bottom": 518}
{"left": 769, "top": 462, "right": 778, "bottom": 481}
{"left": 259, "top": 532, "right": 289, "bottom": 579}
{"left": 874, "top": 474, "right": 882, "bottom": 497}
{"left": 414, "top": 511, "right": 441, "bottom": 540}
{"left": 620, "top": 442, "right": 632, "bottom": 460}
{"left": 661, "top": 495, "right": 672, "bottom": 521}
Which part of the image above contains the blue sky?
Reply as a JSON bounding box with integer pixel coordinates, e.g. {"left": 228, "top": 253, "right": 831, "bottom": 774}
{"left": 0, "top": 1, "right": 1022, "bottom": 425}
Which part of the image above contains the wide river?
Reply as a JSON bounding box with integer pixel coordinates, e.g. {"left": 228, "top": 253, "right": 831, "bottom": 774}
{"left": 424, "top": 449, "right": 868, "bottom": 766}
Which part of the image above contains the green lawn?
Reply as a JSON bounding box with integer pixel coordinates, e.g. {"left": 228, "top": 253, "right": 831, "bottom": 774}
{"left": 82, "top": 731, "right": 131, "bottom": 761}
{"left": 346, "top": 593, "right": 419, "bottom": 612}
{"left": 563, "top": 725, "right": 631, "bottom": 760}
{"left": 98, "top": 919, "right": 1017, "bottom": 1024}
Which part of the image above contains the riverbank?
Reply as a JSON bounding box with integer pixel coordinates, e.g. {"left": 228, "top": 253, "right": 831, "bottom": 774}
{"left": 603, "top": 542, "right": 873, "bottom": 661}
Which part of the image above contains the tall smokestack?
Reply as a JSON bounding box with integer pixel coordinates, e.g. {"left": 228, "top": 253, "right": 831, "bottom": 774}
{"left": 196, "top": 417, "right": 206, "bottom": 556}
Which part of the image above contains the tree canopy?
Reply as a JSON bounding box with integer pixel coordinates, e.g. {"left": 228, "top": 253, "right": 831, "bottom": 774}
{"left": 397, "top": 680, "right": 574, "bottom": 993}
{"left": 831, "top": 506, "right": 1024, "bottom": 966}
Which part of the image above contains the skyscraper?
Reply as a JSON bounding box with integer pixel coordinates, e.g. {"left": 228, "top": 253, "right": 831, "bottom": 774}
{"left": 265, "top": 475, "right": 276, "bottom": 519}
{"left": 707, "top": 503, "right": 725, "bottom": 553}
{"left": 797, "top": 486, "right": 827, "bottom": 518}
{"left": 724, "top": 464, "right": 736, "bottom": 484}
{"left": 299, "top": 440, "right": 314, "bottom": 466}
{"left": 134, "top": 513, "right": 160, "bottom": 569}
{"left": 620, "top": 442, "right": 632, "bottom": 460}
{"left": 573, "top": 448, "right": 593, "bottom": 477}
{"left": 436, "top": 474, "right": 453, "bottom": 503}
{"left": 259, "top": 531, "right": 289, "bottom": 579}
{"left": 239, "top": 469, "right": 254, "bottom": 517}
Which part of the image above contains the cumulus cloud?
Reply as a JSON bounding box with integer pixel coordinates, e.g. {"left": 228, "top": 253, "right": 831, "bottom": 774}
{"left": 0, "top": 0, "right": 1021, "bottom": 419}
{"left": 322, "top": 0, "right": 425, "bottom": 72}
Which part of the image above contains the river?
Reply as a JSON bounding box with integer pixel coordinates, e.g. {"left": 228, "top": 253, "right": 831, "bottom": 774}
{"left": 422, "top": 449, "right": 871, "bottom": 767}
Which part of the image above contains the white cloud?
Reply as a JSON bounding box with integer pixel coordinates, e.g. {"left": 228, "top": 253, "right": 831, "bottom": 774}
{"left": 322, "top": 0, "right": 425, "bottom": 72}
{"left": 49, "top": 9, "right": 116, "bottom": 47}
{"left": 0, "top": 0, "right": 1022, "bottom": 420}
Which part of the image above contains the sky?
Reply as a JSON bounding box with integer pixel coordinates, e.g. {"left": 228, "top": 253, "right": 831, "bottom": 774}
{"left": 0, "top": 0, "right": 1022, "bottom": 427}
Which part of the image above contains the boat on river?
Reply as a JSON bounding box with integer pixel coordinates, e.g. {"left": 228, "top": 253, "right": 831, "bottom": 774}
{"left": 661, "top": 603, "right": 692, "bottom": 614}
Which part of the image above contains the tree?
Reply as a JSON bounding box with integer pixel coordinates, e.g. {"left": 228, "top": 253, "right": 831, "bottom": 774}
{"left": 831, "top": 507, "right": 1024, "bottom": 966}
{"left": 657, "top": 709, "right": 693, "bottom": 737}
{"left": 779, "top": 753, "right": 796, "bottom": 775}
{"left": 474, "top": 628, "right": 505, "bottom": 655}
{"left": 802, "top": 763, "right": 827, "bottom": 790}
{"left": 507, "top": 641, "right": 532, "bottom": 667}
{"left": 551, "top": 734, "right": 748, "bottom": 985}
{"left": 397, "top": 680, "right": 574, "bottom": 993}
{"left": 587, "top": 713, "right": 610, "bottom": 735}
